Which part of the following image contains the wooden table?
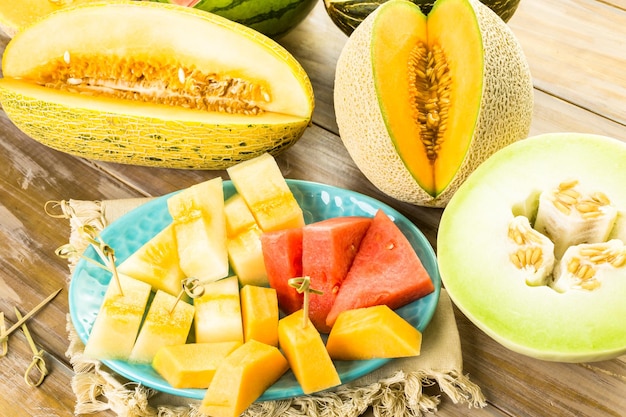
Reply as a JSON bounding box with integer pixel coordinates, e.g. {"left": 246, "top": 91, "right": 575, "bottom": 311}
{"left": 1, "top": 0, "right": 625, "bottom": 416}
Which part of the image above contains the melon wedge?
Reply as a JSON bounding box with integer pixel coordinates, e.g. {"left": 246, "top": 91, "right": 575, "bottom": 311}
{"left": 167, "top": 177, "right": 228, "bottom": 283}
{"left": 326, "top": 304, "right": 422, "bottom": 360}
{"left": 240, "top": 285, "right": 280, "bottom": 346}
{"left": 128, "top": 290, "right": 195, "bottom": 364}
{"left": 227, "top": 153, "right": 305, "bottom": 232}
{"left": 260, "top": 227, "right": 304, "bottom": 315}
{"left": 302, "top": 216, "right": 372, "bottom": 333}
{"left": 83, "top": 273, "right": 151, "bottom": 361}
{"left": 0, "top": 1, "right": 314, "bottom": 169}
{"left": 278, "top": 309, "right": 341, "bottom": 394}
{"left": 117, "top": 224, "right": 186, "bottom": 296}
{"left": 325, "top": 210, "right": 435, "bottom": 328}
{"left": 194, "top": 276, "right": 244, "bottom": 344}
{"left": 152, "top": 341, "right": 241, "bottom": 389}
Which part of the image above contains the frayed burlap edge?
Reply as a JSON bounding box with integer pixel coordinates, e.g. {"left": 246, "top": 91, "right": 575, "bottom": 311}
{"left": 60, "top": 199, "right": 487, "bottom": 417}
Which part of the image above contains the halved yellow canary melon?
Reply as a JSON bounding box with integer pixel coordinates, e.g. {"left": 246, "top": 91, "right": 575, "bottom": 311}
{"left": 0, "top": 1, "right": 314, "bottom": 169}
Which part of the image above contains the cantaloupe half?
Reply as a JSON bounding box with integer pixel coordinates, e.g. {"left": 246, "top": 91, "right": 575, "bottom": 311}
{"left": 334, "top": 0, "right": 533, "bottom": 207}
{"left": 0, "top": 1, "right": 314, "bottom": 169}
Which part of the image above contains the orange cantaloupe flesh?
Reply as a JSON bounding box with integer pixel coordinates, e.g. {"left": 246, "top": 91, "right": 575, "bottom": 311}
{"left": 373, "top": 0, "right": 483, "bottom": 196}
{"left": 240, "top": 285, "right": 279, "bottom": 346}
{"left": 278, "top": 309, "right": 341, "bottom": 394}
{"left": 152, "top": 341, "right": 241, "bottom": 389}
{"left": 325, "top": 305, "right": 422, "bottom": 360}
{"left": 200, "top": 340, "right": 289, "bottom": 417}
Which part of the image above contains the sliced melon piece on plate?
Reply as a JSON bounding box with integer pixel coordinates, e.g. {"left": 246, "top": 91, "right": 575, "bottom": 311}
{"left": 167, "top": 177, "right": 228, "bottom": 283}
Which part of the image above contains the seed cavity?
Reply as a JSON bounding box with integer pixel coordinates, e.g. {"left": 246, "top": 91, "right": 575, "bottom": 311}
{"left": 31, "top": 54, "right": 272, "bottom": 115}
{"left": 408, "top": 42, "right": 452, "bottom": 163}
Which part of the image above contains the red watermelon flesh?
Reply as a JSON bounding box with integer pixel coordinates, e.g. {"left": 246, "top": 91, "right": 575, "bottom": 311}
{"left": 303, "top": 216, "right": 372, "bottom": 333}
{"left": 260, "top": 227, "right": 304, "bottom": 315}
{"left": 325, "top": 209, "right": 434, "bottom": 329}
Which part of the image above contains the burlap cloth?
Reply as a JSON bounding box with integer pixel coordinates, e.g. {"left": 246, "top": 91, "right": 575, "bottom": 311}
{"left": 55, "top": 198, "right": 487, "bottom": 417}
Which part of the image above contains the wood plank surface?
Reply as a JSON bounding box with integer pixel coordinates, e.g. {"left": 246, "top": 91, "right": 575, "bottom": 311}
{"left": 0, "top": 0, "right": 625, "bottom": 416}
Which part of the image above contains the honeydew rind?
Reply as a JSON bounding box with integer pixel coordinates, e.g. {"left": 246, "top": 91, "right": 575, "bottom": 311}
{"left": 438, "top": 133, "right": 626, "bottom": 362}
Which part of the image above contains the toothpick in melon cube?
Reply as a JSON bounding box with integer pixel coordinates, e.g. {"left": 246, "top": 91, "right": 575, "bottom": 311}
{"left": 194, "top": 276, "right": 244, "bottom": 344}
{"left": 83, "top": 273, "right": 151, "bottom": 361}
{"left": 128, "top": 290, "right": 195, "bottom": 363}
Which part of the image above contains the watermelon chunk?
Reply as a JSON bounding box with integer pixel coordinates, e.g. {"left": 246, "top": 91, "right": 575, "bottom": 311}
{"left": 260, "top": 227, "right": 304, "bottom": 315}
{"left": 303, "top": 216, "right": 372, "bottom": 333}
{"left": 325, "top": 210, "right": 434, "bottom": 329}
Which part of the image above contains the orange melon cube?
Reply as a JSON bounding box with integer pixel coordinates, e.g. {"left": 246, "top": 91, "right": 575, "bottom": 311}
{"left": 325, "top": 305, "right": 422, "bottom": 360}
{"left": 200, "top": 340, "right": 289, "bottom": 417}
{"left": 128, "top": 290, "right": 195, "bottom": 363}
{"left": 240, "top": 285, "right": 279, "bottom": 346}
{"left": 278, "top": 309, "right": 341, "bottom": 394}
{"left": 227, "top": 153, "right": 304, "bottom": 232}
{"left": 152, "top": 342, "right": 241, "bottom": 389}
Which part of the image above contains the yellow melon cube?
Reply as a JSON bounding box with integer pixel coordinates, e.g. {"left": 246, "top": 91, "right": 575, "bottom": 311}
{"left": 227, "top": 153, "right": 304, "bottom": 232}
{"left": 167, "top": 177, "right": 228, "bottom": 283}
{"left": 128, "top": 290, "right": 195, "bottom": 363}
{"left": 278, "top": 309, "right": 341, "bottom": 394}
{"left": 200, "top": 340, "right": 289, "bottom": 417}
{"left": 240, "top": 285, "right": 279, "bottom": 346}
{"left": 152, "top": 342, "right": 241, "bottom": 389}
{"left": 228, "top": 225, "right": 268, "bottom": 287}
{"left": 194, "top": 276, "right": 244, "bottom": 344}
{"left": 117, "top": 224, "right": 186, "bottom": 296}
{"left": 224, "top": 193, "right": 256, "bottom": 237}
{"left": 83, "top": 273, "right": 151, "bottom": 361}
{"left": 325, "top": 305, "right": 422, "bottom": 360}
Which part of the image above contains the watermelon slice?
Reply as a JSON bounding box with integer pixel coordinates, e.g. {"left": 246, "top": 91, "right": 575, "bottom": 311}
{"left": 260, "top": 227, "right": 304, "bottom": 315}
{"left": 303, "top": 216, "right": 372, "bottom": 333}
{"left": 325, "top": 210, "right": 435, "bottom": 328}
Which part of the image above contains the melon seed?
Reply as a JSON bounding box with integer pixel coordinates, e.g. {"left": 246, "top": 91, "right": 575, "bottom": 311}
{"left": 408, "top": 42, "right": 452, "bottom": 162}
{"left": 27, "top": 54, "right": 271, "bottom": 115}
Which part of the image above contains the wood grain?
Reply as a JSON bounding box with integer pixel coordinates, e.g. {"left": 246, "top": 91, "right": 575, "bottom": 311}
{"left": 0, "top": 0, "right": 625, "bottom": 416}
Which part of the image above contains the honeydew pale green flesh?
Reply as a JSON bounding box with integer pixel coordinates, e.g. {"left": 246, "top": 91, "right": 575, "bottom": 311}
{"left": 0, "top": 1, "right": 313, "bottom": 169}
{"left": 438, "top": 133, "right": 626, "bottom": 362}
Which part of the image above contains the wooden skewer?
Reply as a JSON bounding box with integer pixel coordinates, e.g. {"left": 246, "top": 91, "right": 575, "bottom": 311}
{"left": 0, "top": 288, "right": 62, "bottom": 340}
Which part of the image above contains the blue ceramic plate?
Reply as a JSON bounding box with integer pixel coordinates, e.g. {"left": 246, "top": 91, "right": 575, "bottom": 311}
{"left": 69, "top": 179, "right": 441, "bottom": 401}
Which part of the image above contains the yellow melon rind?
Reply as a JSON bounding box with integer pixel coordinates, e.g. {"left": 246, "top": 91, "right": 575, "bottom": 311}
{"left": 0, "top": 1, "right": 314, "bottom": 169}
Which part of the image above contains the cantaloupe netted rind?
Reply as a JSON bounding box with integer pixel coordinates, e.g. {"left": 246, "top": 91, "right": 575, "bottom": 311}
{"left": 0, "top": 1, "right": 314, "bottom": 169}
{"left": 334, "top": 0, "right": 532, "bottom": 208}
{"left": 437, "top": 133, "right": 626, "bottom": 362}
